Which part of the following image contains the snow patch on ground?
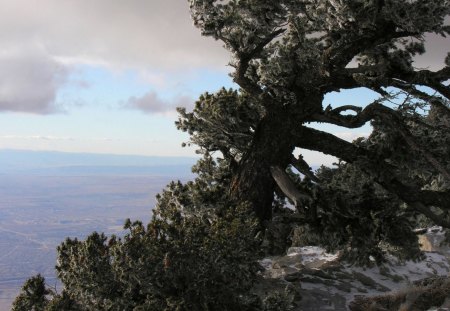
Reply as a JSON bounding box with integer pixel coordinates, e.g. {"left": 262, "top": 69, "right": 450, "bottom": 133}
{"left": 259, "top": 243, "right": 450, "bottom": 310}
{"left": 287, "top": 246, "right": 339, "bottom": 264}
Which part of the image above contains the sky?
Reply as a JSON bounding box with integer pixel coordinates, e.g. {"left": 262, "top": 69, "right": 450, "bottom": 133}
{"left": 0, "top": 1, "right": 448, "bottom": 166}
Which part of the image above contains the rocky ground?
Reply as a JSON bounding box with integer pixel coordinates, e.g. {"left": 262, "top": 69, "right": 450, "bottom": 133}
{"left": 256, "top": 227, "right": 450, "bottom": 310}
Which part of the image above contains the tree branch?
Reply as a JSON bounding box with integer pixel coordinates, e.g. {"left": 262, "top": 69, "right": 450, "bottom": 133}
{"left": 290, "top": 155, "right": 320, "bottom": 183}
{"left": 312, "top": 101, "right": 386, "bottom": 128}
{"left": 233, "top": 29, "right": 286, "bottom": 96}
{"left": 292, "top": 126, "right": 450, "bottom": 218}
{"left": 323, "top": 21, "right": 419, "bottom": 74}
{"left": 391, "top": 80, "right": 450, "bottom": 119}
{"left": 293, "top": 126, "right": 366, "bottom": 160}
{"left": 313, "top": 102, "right": 450, "bottom": 180}
{"left": 344, "top": 64, "right": 387, "bottom": 75}
{"left": 392, "top": 67, "right": 450, "bottom": 100}
{"left": 270, "top": 166, "right": 311, "bottom": 210}
{"left": 409, "top": 202, "right": 450, "bottom": 228}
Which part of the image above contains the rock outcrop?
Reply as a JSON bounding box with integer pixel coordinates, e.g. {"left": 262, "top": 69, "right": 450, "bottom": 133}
{"left": 256, "top": 228, "right": 450, "bottom": 310}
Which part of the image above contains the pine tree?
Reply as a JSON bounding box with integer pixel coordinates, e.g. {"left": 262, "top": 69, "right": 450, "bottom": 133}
{"left": 185, "top": 0, "right": 450, "bottom": 225}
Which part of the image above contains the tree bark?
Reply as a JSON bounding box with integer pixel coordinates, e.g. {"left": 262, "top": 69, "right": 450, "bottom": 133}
{"left": 229, "top": 110, "right": 295, "bottom": 222}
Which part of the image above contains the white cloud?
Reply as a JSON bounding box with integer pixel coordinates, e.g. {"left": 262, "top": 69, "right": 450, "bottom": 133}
{"left": 0, "top": 135, "right": 74, "bottom": 141}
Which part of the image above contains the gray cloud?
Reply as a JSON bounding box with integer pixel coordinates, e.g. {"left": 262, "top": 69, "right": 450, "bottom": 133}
{"left": 0, "top": 0, "right": 228, "bottom": 114}
{"left": 0, "top": 46, "right": 69, "bottom": 113}
{"left": 2, "top": 1, "right": 445, "bottom": 71}
{"left": 0, "top": 0, "right": 228, "bottom": 71}
{"left": 126, "top": 91, "right": 193, "bottom": 115}
{"left": 415, "top": 33, "right": 449, "bottom": 71}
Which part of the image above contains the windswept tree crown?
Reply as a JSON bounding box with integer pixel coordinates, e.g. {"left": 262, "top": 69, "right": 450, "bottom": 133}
{"left": 180, "top": 0, "right": 450, "bottom": 226}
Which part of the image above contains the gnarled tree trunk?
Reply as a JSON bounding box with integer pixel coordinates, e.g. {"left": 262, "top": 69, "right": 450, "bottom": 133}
{"left": 229, "top": 110, "right": 295, "bottom": 222}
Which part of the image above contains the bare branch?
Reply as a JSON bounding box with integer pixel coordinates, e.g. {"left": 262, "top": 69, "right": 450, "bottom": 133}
{"left": 292, "top": 126, "right": 366, "bottom": 160}
{"left": 391, "top": 80, "right": 450, "bottom": 119}
{"left": 312, "top": 101, "right": 387, "bottom": 128}
{"left": 270, "top": 166, "right": 311, "bottom": 209}
{"left": 330, "top": 105, "right": 362, "bottom": 114}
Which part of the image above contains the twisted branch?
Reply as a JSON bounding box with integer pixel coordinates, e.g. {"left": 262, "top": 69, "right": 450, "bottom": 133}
{"left": 291, "top": 125, "right": 450, "bottom": 227}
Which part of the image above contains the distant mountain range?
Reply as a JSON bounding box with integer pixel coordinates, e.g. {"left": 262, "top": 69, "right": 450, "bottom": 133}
{"left": 0, "top": 149, "right": 197, "bottom": 176}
